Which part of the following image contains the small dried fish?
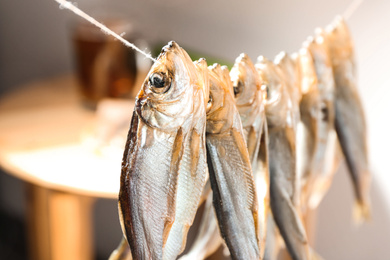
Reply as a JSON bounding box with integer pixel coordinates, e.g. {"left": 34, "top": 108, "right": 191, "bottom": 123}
{"left": 119, "top": 41, "right": 209, "bottom": 260}
{"left": 206, "top": 63, "right": 261, "bottom": 260}
{"left": 256, "top": 56, "right": 310, "bottom": 260}
{"left": 230, "top": 53, "right": 269, "bottom": 258}
{"left": 299, "top": 30, "right": 342, "bottom": 211}
{"left": 294, "top": 47, "right": 322, "bottom": 212}
{"left": 326, "top": 17, "right": 371, "bottom": 221}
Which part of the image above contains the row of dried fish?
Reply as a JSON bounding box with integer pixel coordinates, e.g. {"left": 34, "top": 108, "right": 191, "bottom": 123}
{"left": 110, "top": 17, "right": 370, "bottom": 260}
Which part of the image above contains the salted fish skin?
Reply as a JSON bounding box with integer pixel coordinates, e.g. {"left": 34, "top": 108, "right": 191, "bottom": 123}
{"left": 256, "top": 57, "right": 310, "bottom": 260}
{"left": 206, "top": 64, "right": 260, "bottom": 260}
{"left": 326, "top": 17, "right": 371, "bottom": 220}
{"left": 119, "top": 41, "right": 208, "bottom": 260}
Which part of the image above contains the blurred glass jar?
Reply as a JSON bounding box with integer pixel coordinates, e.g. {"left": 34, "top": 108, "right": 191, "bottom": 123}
{"left": 72, "top": 19, "right": 144, "bottom": 107}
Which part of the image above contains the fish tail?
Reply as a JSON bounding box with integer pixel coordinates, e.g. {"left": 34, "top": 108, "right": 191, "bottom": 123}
{"left": 353, "top": 199, "right": 371, "bottom": 224}
{"left": 310, "top": 247, "right": 325, "bottom": 260}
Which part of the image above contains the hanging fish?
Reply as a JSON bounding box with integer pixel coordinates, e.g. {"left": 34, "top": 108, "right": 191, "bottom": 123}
{"left": 206, "top": 63, "right": 261, "bottom": 260}
{"left": 178, "top": 60, "right": 224, "bottom": 260}
{"left": 297, "top": 30, "right": 342, "bottom": 211}
{"left": 326, "top": 17, "right": 371, "bottom": 222}
{"left": 230, "top": 53, "right": 269, "bottom": 258}
{"left": 118, "top": 41, "right": 209, "bottom": 260}
{"left": 293, "top": 47, "right": 322, "bottom": 214}
{"left": 256, "top": 56, "right": 310, "bottom": 260}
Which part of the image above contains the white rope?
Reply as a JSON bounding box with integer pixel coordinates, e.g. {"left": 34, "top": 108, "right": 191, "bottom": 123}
{"left": 54, "top": 0, "right": 157, "bottom": 63}
{"left": 343, "top": 0, "right": 364, "bottom": 20}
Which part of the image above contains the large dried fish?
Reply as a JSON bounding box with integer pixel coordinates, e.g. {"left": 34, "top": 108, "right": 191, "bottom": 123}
{"left": 326, "top": 17, "right": 371, "bottom": 221}
{"left": 256, "top": 57, "right": 310, "bottom": 260}
{"left": 119, "top": 41, "right": 209, "bottom": 260}
{"left": 178, "top": 60, "right": 224, "bottom": 260}
{"left": 230, "top": 53, "right": 269, "bottom": 258}
{"left": 206, "top": 63, "right": 261, "bottom": 260}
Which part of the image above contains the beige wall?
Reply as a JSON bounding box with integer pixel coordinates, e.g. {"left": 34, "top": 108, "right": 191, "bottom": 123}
{"left": 1, "top": 0, "right": 389, "bottom": 259}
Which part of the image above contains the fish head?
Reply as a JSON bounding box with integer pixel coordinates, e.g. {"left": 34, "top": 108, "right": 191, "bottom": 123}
{"left": 135, "top": 41, "right": 206, "bottom": 132}
{"left": 306, "top": 32, "right": 336, "bottom": 125}
{"left": 194, "top": 58, "right": 210, "bottom": 107}
{"left": 274, "top": 51, "right": 302, "bottom": 101}
{"left": 296, "top": 46, "right": 322, "bottom": 134}
{"left": 326, "top": 16, "right": 354, "bottom": 62}
{"left": 230, "top": 53, "right": 264, "bottom": 128}
{"left": 206, "top": 63, "right": 237, "bottom": 134}
{"left": 255, "top": 56, "right": 291, "bottom": 127}
{"left": 297, "top": 46, "right": 318, "bottom": 95}
{"left": 305, "top": 31, "right": 335, "bottom": 94}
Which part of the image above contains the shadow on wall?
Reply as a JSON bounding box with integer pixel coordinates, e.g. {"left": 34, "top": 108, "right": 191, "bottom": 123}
{"left": 315, "top": 163, "right": 390, "bottom": 259}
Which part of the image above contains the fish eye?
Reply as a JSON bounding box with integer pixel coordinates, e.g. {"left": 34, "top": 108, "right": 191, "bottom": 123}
{"left": 233, "top": 80, "right": 244, "bottom": 97}
{"left": 207, "top": 94, "right": 213, "bottom": 111}
{"left": 149, "top": 72, "right": 171, "bottom": 94}
{"left": 261, "top": 84, "right": 269, "bottom": 99}
{"left": 320, "top": 103, "right": 329, "bottom": 121}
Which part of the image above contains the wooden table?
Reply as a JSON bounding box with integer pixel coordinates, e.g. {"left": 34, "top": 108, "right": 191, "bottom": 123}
{"left": 0, "top": 75, "right": 135, "bottom": 260}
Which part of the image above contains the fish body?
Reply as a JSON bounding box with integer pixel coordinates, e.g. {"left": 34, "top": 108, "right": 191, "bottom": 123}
{"left": 206, "top": 63, "right": 261, "bottom": 260}
{"left": 326, "top": 17, "right": 371, "bottom": 221}
{"left": 256, "top": 57, "right": 310, "bottom": 260}
{"left": 230, "top": 53, "right": 269, "bottom": 258}
{"left": 119, "top": 41, "right": 209, "bottom": 260}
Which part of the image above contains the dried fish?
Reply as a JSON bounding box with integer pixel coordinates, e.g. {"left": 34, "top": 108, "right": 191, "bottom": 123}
{"left": 230, "top": 53, "right": 269, "bottom": 258}
{"left": 256, "top": 56, "right": 310, "bottom": 260}
{"left": 178, "top": 60, "right": 224, "bottom": 260}
{"left": 119, "top": 41, "right": 209, "bottom": 260}
{"left": 206, "top": 63, "right": 261, "bottom": 260}
{"left": 301, "top": 30, "right": 342, "bottom": 211}
{"left": 326, "top": 17, "right": 371, "bottom": 221}
{"left": 294, "top": 47, "right": 322, "bottom": 213}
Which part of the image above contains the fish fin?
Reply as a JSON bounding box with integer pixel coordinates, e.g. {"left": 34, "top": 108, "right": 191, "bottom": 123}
{"left": 109, "top": 237, "right": 132, "bottom": 260}
{"left": 162, "top": 128, "right": 185, "bottom": 246}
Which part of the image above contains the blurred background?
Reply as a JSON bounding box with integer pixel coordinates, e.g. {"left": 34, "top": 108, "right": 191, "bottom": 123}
{"left": 0, "top": 0, "right": 389, "bottom": 259}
